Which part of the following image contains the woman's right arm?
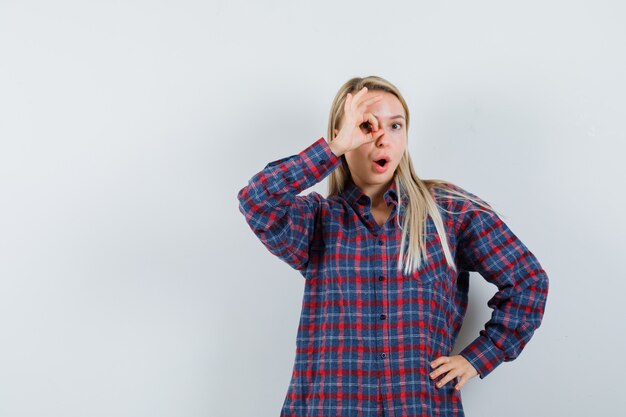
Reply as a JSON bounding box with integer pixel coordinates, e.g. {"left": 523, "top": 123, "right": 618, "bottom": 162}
{"left": 237, "top": 86, "right": 386, "bottom": 271}
{"left": 236, "top": 137, "right": 340, "bottom": 271}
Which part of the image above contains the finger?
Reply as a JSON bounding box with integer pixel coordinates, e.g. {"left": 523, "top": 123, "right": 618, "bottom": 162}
{"left": 344, "top": 93, "right": 352, "bottom": 114}
{"left": 355, "top": 95, "right": 383, "bottom": 116}
{"left": 454, "top": 375, "right": 466, "bottom": 391}
{"left": 350, "top": 87, "right": 369, "bottom": 105}
{"left": 366, "top": 129, "right": 383, "bottom": 144}
{"left": 366, "top": 112, "right": 380, "bottom": 131}
{"left": 359, "top": 94, "right": 383, "bottom": 109}
{"left": 356, "top": 93, "right": 383, "bottom": 109}
{"left": 429, "top": 361, "right": 452, "bottom": 379}
{"left": 351, "top": 87, "right": 380, "bottom": 111}
{"left": 435, "top": 369, "right": 461, "bottom": 389}
{"left": 341, "top": 96, "right": 350, "bottom": 126}
{"left": 430, "top": 356, "right": 450, "bottom": 369}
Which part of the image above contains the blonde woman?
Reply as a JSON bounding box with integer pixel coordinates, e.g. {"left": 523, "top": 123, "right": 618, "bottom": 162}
{"left": 237, "top": 76, "right": 549, "bottom": 417}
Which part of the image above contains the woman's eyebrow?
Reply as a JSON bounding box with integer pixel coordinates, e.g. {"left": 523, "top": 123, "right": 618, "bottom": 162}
{"left": 374, "top": 114, "right": 405, "bottom": 120}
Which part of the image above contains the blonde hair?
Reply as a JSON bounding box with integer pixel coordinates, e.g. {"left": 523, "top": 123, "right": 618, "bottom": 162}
{"left": 326, "top": 76, "right": 499, "bottom": 275}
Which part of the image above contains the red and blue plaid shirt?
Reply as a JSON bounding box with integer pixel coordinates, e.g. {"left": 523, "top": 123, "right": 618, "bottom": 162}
{"left": 237, "top": 137, "right": 549, "bottom": 417}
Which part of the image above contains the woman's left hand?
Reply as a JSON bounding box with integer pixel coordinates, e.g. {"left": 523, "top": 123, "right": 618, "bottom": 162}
{"left": 429, "top": 355, "right": 479, "bottom": 390}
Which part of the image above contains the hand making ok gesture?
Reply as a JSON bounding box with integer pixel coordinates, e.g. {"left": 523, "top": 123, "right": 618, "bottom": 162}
{"left": 329, "top": 86, "right": 386, "bottom": 157}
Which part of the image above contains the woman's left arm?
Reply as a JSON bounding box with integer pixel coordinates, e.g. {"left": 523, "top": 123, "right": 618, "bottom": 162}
{"left": 453, "top": 197, "right": 550, "bottom": 380}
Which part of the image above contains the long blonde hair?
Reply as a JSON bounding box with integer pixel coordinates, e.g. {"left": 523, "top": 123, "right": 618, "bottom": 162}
{"left": 326, "top": 76, "right": 499, "bottom": 275}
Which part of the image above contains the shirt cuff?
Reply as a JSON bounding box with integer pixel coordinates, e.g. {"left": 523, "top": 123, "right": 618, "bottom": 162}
{"left": 295, "top": 137, "right": 341, "bottom": 187}
{"left": 458, "top": 334, "right": 507, "bottom": 379}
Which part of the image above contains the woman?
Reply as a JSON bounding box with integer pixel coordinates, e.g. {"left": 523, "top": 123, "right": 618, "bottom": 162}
{"left": 237, "top": 76, "right": 549, "bottom": 417}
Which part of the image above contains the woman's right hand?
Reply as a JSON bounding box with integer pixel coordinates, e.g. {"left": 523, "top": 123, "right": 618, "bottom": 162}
{"left": 328, "top": 86, "right": 385, "bottom": 157}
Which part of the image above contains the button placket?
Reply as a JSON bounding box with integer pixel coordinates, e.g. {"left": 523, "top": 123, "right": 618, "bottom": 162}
{"left": 375, "top": 234, "right": 388, "bottom": 364}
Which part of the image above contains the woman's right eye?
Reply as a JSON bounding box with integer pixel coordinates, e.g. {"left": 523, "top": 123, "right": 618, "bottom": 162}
{"left": 361, "top": 122, "right": 371, "bottom": 130}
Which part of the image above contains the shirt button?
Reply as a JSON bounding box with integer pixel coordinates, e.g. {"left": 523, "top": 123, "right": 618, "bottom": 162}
{"left": 381, "top": 353, "right": 387, "bottom": 359}
{"left": 364, "top": 214, "right": 370, "bottom": 219}
{"left": 378, "top": 239, "right": 384, "bottom": 246}
{"left": 378, "top": 275, "right": 384, "bottom": 281}
{"left": 320, "top": 159, "right": 327, "bottom": 165}
{"left": 380, "top": 314, "right": 386, "bottom": 320}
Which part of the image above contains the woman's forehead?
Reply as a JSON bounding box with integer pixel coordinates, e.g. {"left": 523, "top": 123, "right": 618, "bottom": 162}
{"left": 363, "top": 91, "right": 405, "bottom": 118}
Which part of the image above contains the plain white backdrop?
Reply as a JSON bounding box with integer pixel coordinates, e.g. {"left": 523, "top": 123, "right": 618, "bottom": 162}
{"left": 1, "top": 1, "right": 624, "bottom": 416}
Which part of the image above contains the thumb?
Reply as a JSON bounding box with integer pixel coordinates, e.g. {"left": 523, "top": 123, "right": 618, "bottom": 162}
{"left": 369, "top": 128, "right": 384, "bottom": 142}
{"left": 364, "top": 131, "right": 377, "bottom": 144}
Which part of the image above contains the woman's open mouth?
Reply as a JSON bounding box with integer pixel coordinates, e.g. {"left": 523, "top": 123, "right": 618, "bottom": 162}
{"left": 372, "top": 158, "right": 389, "bottom": 173}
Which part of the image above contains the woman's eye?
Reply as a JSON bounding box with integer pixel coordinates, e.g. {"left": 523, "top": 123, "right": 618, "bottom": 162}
{"left": 392, "top": 123, "right": 402, "bottom": 130}
{"left": 361, "top": 122, "right": 371, "bottom": 130}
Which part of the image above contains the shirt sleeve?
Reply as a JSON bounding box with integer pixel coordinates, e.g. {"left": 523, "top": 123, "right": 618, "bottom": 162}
{"left": 454, "top": 192, "right": 549, "bottom": 379}
{"left": 236, "top": 137, "right": 341, "bottom": 271}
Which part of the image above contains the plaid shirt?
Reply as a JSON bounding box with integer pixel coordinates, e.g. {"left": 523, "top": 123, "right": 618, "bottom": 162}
{"left": 237, "top": 137, "right": 549, "bottom": 417}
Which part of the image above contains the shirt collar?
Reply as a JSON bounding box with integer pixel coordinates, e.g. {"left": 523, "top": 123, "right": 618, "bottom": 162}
{"left": 341, "top": 177, "right": 405, "bottom": 209}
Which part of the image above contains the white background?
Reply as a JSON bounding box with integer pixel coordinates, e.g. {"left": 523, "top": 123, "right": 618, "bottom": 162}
{"left": 1, "top": 1, "right": 624, "bottom": 416}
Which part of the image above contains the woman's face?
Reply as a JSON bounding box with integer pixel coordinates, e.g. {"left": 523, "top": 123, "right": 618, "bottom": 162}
{"left": 339, "top": 90, "right": 407, "bottom": 193}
